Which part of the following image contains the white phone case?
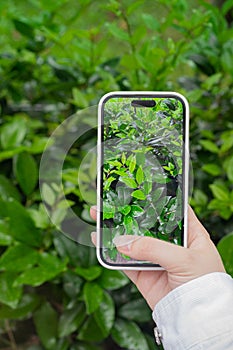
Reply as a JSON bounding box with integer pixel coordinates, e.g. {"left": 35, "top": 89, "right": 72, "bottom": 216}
{"left": 97, "top": 91, "right": 189, "bottom": 270}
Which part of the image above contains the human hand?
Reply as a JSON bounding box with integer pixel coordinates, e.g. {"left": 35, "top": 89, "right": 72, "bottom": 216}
{"left": 90, "top": 206, "right": 225, "bottom": 310}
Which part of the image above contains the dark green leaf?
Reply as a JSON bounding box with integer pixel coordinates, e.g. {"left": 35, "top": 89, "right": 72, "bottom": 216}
{"left": 94, "top": 291, "right": 115, "bottom": 337}
{"left": 0, "top": 272, "right": 22, "bottom": 308}
{"left": 111, "top": 318, "right": 149, "bottom": 350}
{"left": 119, "top": 205, "right": 131, "bottom": 215}
{"left": 34, "top": 302, "right": 58, "bottom": 350}
{"left": 0, "top": 174, "right": 21, "bottom": 201}
{"left": 83, "top": 282, "right": 103, "bottom": 314}
{"left": 14, "top": 253, "right": 67, "bottom": 287}
{"left": 0, "top": 243, "right": 39, "bottom": 272}
{"left": 0, "top": 118, "right": 27, "bottom": 149}
{"left": 118, "top": 299, "right": 151, "bottom": 322}
{"left": 98, "top": 269, "right": 129, "bottom": 290}
{"left": 13, "top": 19, "right": 34, "bottom": 38}
{"left": 77, "top": 314, "right": 107, "bottom": 342}
{"left": 75, "top": 266, "right": 102, "bottom": 281}
{"left": 0, "top": 294, "right": 40, "bottom": 320}
{"left": 58, "top": 303, "right": 86, "bottom": 338}
{"left": 13, "top": 152, "right": 38, "bottom": 195}
{"left": 0, "top": 199, "right": 42, "bottom": 247}
{"left": 217, "top": 233, "right": 233, "bottom": 276}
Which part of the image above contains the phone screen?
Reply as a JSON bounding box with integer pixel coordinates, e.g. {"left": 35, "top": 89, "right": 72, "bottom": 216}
{"left": 98, "top": 93, "right": 188, "bottom": 268}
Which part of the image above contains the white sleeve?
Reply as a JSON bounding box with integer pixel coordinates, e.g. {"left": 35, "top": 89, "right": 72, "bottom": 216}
{"left": 152, "top": 272, "right": 233, "bottom": 350}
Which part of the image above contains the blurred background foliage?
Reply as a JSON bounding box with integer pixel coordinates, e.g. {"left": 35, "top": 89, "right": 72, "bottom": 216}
{"left": 0, "top": 0, "right": 232, "bottom": 349}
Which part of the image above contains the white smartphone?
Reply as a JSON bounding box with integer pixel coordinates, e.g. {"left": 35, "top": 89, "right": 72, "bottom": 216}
{"left": 97, "top": 91, "right": 189, "bottom": 270}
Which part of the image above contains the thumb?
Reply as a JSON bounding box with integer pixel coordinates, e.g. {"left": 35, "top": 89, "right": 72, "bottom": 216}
{"left": 113, "top": 235, "right": 189, "bottom": 270}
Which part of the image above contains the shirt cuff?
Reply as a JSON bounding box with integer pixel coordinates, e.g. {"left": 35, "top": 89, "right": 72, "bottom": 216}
{"left": 152, "top": 272, "right": 233, "bottom": 350}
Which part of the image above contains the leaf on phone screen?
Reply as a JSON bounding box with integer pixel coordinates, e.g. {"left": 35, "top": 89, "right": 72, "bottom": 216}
{"left": 131, "top": 189, "right": 146, "bottom": 200}
{"left": 136, "top": 166, "right": 144, "bottom": 185}
{"left": 119, "top": 177, "right": 137, "bottom": 189}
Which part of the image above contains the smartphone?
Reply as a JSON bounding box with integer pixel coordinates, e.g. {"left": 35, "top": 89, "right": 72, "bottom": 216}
{"left": 97, "top": 91, "right": 189, "bottom": 270}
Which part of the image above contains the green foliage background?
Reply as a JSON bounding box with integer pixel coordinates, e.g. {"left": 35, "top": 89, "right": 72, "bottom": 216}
{"left": 0, "top": 0, "right": 232, "bottom": 349}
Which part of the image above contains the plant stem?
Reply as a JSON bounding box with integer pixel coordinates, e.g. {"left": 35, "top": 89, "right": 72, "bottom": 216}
{"left": 4, "top": 320, "right": 17, "bottom": 350}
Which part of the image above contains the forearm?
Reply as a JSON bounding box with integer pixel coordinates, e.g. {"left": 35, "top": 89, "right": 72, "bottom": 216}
{"left": 152, "top": 272, "right": 233, "bottom": 350}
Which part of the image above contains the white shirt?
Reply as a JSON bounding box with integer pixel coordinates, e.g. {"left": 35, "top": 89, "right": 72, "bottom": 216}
{"left": 152, "top": 272, "right": 233, "bottom": 349}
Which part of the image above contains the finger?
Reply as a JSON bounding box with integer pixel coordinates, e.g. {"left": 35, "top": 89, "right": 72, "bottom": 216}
{"left": 113, "top": 235, "right": 189, "bottom": 271}
{"left": 91, "top": 231, "right": 97, "bottom": 246}
{"left": 188, "top": 206, "right": 210, "bottom": 245}
{"left": 90, "top": 206, "right": 97, "bottom": 221}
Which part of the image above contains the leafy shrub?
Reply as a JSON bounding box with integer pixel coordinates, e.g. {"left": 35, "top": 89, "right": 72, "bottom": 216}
{"left": 0, "top": 0, "right": 232, "bottom": 349}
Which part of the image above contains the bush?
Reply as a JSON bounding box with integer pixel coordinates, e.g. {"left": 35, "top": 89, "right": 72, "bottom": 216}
{"left": 0, "top": 0, "right": 232, "bottom": 349}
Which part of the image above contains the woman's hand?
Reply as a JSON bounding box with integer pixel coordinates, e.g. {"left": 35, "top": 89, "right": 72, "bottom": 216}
{"left": 90, "top": 206, "right": 225, "bottom": 310}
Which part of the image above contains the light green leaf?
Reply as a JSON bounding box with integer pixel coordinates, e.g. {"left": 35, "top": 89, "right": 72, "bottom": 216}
{"left": 210, "top": 184, "right": 229, "bottom": 202}
{"left": 200, "top": 140, "right": 219, "bottom": 153}
{"left": 131, "top": 189, "right": 146, "bottom": 200}
{"left": 129, "top": 156, "right": 136, "bottom": 173}
{"left": 41, "top": 183, "right": 56, "bottom": 206}
{"left": 202, "top": 164, "right": 221, "bottom": 176}
{"left": 13, "top": 152, "right": 38, "bottom": 195}
{"left": 83, "top": 282, "right": 103, "bottom": 314}
{"left": 34, "top": 302, "right": 58, "bottom": 350}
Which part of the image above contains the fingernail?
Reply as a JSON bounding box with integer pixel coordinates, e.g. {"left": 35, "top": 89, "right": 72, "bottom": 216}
{"left": 113, "top": 235, "right": 141, "bottom": 251}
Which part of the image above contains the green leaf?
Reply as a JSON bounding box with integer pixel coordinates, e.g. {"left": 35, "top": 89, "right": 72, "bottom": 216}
{"left": 34, "top": 302, "right": 58, "bottom": 350}
{"left": 131, "top": 189, "right": 146, "bottom": 200}
{"left": 58, "top": 303, "right": 86, "bottom": 338}
{"left": 0, "top": 272, "right": 22, "bottom": 308}
{"left": 0, "top": 199, "right": 42, "bottom": 247}
{"left": 0, "top": 294, "right": 40, "bottom": 320}
{"left": 13, "top": 19, "right": 34, "bottom": 39}
{"left": 77, "top": 315, "right": 107, "bottom": 342}
{"left": 13, "top": 152, "right": 38, "bottom": 195}
{"left": 202, "top": 163, "right": 221, "bottom": 176}
{"left": 136, "top": 166, "right": 144, "bottom": 185}
{"left": 121, "top": 152, "right": 126, "bottom": 164}
{"left": 120, "top": 177, "right": 138, "bottom": 189}
{"left": 131, "top": 205, "right": 144, "bottom": 217}
{"left": 75, "top": 266, "right": 102, "bottom": 281}
{"left": 83, "top": 282, "right": 103, "bottom": 314}
{"left": 103, "top": 201, "right": 115, "bottom": 219}
{"left": 119, "top": 205, "right": 131, "bottom": 215}
{"left": 94, "top": 291, "right": 115, "bottom": 337}
{"left": 0, "top": 118, "right": 27, "bottom": 149}
{"left": 226, "top": 156, "right": 233, "bottom": 182}
{"left": 193, "top": 189, "right": 208, "bottom": 206}
{"left": 98, "top": 269, "right": 129, "bottom": 290}
{"left": 41, "top": 183, "right": 56, "bottom": 206}
{"left": 129, "top": 155, "right": 136, "bottom": 173}
{"left": 0, "top": 243, "right": 39, "bottom": 272}
{"left": 111, "top": 318, "right": 149, "bottom": 350}
{"left": 0, "top": 174, "right": 21, "bottom": 201}
{"left": 14, "top": 253, "right": 67, "bottom": 287}
{"left": 200, "top": 140, "right": 219, "bottom": 153}
{"left": 217, "top": 233, "right": 233, "bottom": 276}
{"left": 118, "top": 298, "right": 151, "bottom": 322}
{"left": 151, "top": 187, "right": 164, "bottom": 203}
{"left": 210, "top": 184, "right": 229, "bottom": 202}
